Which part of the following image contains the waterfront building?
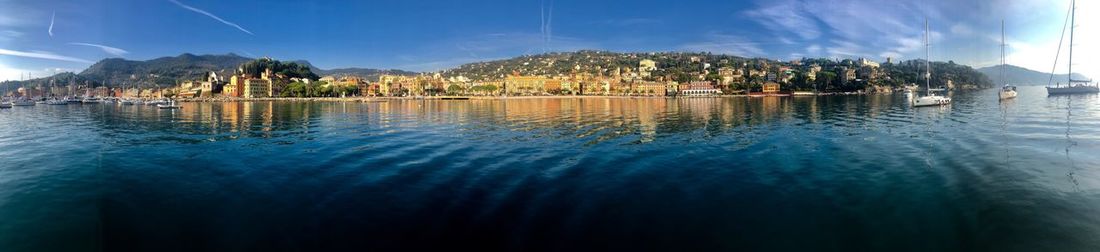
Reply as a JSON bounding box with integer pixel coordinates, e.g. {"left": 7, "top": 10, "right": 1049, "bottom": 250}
{"left": 681, "top": 81, "right": 720, "bottom": 96}
{"left": 378, "top": 75, "right": 413, "bottom": 96}
{"left": 763, "top": 82, "right": 781, "bottom": 93}
{"left": 666, "top": 81, "right": 680, "bottom": 96}
{"left": 178, "top": 81, "right": 200, "bottom": 98}
{"left": 635, "top": 81, "right": 667, "bottom": 96}
{"left": 505, "top": 75, "right": 553, "bottom": 95}
{"left": 200, "top": 72, "right": 226, "bottom": 97}
{"left": 226, "top": 75, "right": 243, "bottom": 97}
{"left": 334, "top": 76, "right": 365, "bottom": 96}
{"left": 242, "top": 78, "right": 272, "bottom": 98}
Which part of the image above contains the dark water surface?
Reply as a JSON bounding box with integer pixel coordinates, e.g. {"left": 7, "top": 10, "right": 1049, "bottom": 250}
{"left": 2, "top": 86, "right": 1099, "bottom": 251}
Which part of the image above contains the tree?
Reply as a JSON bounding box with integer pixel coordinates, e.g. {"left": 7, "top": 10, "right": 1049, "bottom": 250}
{"left": 282, "top": 81, "right": 308, "bottom": 97}
{"left": 447, "top": 84, "right": 466, "bottom": 95}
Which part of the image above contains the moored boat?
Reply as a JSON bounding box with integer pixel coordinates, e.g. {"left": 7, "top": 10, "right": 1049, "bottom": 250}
{"left": 913, "top": 19, "right": 951, "bottom": 107}
{"left": 998, "top": 20, "right": 1018, "bottom": 100}
{"left": 157, "top": 99, "right": 181, "bottom": 109}
{"left": 1047, "top": 0, "right": 1098, "bottom": 96}
{"left": 11, "top": 98, "right": 36, "bottom": 106}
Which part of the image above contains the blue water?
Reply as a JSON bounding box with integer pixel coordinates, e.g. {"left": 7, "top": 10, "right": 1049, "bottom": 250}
{"left": 1, "top": 86, "right": 1099, "bottom": 251}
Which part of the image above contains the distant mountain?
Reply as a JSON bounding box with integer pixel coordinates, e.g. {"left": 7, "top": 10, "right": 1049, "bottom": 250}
{"left": 292, "top": 60, "right": 418, "bottom": 80}
{"left": 79, "top": 53, "right": 253, "bottom": 87}
{"left": 0, "top": 54, "right": 418, "bottom": 89}
{"left": 977, "top": 64, "right": 1089, "bottom": 86}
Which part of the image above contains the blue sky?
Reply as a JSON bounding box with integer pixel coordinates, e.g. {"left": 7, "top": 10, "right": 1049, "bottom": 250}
{"left": 0, "top": 0, "right": 1094, "bottom": 81}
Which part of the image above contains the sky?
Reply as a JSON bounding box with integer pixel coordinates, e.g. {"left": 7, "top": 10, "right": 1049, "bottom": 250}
{"left": 0, "top": 0, "right": 1095, "bottom": 82}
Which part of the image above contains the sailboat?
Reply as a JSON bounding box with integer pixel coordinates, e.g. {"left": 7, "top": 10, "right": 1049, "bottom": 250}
{"left": 10, "top": 73, "right": 35, "bottom": 106}
{"left": 913, "top": 19, "right": 952, "bottom": 107}
{"left": 0, "top": 86, "right": 10, "bottom": 109}
{"left": 1047, "top": 0, "right": 1099, "bottom": 95}
{"left": 999, "top": 20, "right": 1018, "bottom": 100}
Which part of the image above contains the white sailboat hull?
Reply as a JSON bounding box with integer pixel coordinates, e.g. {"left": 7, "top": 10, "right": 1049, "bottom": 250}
{"left": 1046, "top": 85, "right": 1099, "bottom": 95}
{"left": 913, "top": 95, "right": 951, "bottom": 107}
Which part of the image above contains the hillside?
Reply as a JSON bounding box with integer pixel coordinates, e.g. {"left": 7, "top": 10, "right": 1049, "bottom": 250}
{"left": 442, "top": 50, "right": 993, "bottom": 91}
{"left": 442, "top": 50, "right": 753, "bottom": 82}
{"left": 977, "top": 64, "right": 1089, "bottom": 86}
{"left": 1, "top": 54, "right": 418, "bottom": 89}
{"left": 293, "top": 60, "right": 418, "bottom": 80}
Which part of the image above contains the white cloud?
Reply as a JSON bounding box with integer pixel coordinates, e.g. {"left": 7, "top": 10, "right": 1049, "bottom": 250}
{"left": 806, "top": 44, "right": 822, "bottom": 56}
{"left": 0, "top": 48, "right": 91, "bottom": 63}
{"left": 681, "top": 33, "right": 765, "bottom": 56}
{"left": 0, "top": 30, "right": 22, "bottom": 43}
{"left": 744, "top": 0, "right": 820, "bottom": 40}
{"left": 826, "top": 40, "right": 867, "bottom": 58}
{"left": 950, "top": 23, "right": 973, "bottom": 36}
{"left": 879, "top": 51, "right": 902, "bottom": 60}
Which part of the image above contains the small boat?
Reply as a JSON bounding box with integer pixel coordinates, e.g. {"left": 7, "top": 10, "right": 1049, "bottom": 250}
{"left": 0, "top": 102, "right": 10, "bottom": 109}
{"left": 82, "top": 97, "right": 101, "bottom": 104}
{"left": 157, "top": 100, "right": 181, "bottom": 109}
{"left": 11, "top": 98, "right": 36, "bottom": 106}
{"left": 47, "top": 99, "right": 68, "bottom": 105}
{"left": 66, "top": 97, "right": 81, "bottom": 103}
{"left": 120, "top": 99, "right": 133, "bottom": 105}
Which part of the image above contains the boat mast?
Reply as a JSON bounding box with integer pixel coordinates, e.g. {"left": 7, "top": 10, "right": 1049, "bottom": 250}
{"left": 1068, "top": 0, "right": 1075, "bottom": 85}
{"left": 925, "top": 19, "right": 932, "bottom": 95}
{"left": 1001, "top": 19, "right": 1006, "bottom": 87}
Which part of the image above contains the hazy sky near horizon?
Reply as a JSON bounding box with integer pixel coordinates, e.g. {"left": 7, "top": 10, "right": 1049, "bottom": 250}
{"left": 0, "top": 0, "right": 1095, "bottom": 82}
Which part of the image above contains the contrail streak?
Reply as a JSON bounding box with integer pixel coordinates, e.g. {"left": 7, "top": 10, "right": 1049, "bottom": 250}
{"left": 0, "top": 48, "right": 91, "bottom": 63}
{"left": 48, "top": 12, "right": 55, "bottom": 37}
{"left": 168, "top": 0, "right": 253, "bottom": 35}
{"left": 69, "top": 42, "right": 129, "bottom": 56}
{"left": 547, "top": 0, "right": 553, "bottom": 52}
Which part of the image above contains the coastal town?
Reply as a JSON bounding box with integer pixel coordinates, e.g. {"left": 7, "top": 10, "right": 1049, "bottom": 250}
{"left": 0, "top": 51, "right": 993, "bottom": 101}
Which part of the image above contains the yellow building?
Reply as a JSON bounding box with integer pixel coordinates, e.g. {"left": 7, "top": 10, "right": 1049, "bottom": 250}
{"left": 378, "top": 75, "right": 411, "bottom": 96}
{"left": 763, "top": 82, "right": 781, "bottom": 93}
{"left": 505, "top": 75, "right": 552, "bottom": 95}
{"left": 635, "top": 82, "right": 667, "bottom": 96}
{"left": 639, "top": 59, "right": 657, "bottom": 72}
{"left": 242, "top": 78, "right": 272, "bottom": 98}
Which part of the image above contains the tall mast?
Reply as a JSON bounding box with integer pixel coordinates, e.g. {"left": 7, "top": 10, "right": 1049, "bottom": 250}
{"left": 925, "top": 19, "right": 931, "bottom": 94}
{"left": 1001, "top": 19, "right": 1006, "bottom": 87}
{"left": 1069, "top": 0, "right": 1075, "bottom": 84}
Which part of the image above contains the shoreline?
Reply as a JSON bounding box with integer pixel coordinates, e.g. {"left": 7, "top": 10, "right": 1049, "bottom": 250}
{"left": 175, "top": 92, "right": 912, "bottom": 102}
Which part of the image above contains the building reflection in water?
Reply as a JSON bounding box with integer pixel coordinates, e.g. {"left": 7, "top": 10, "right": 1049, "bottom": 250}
{"left": 101, "top": 96, "right": 919, "bottom": 147}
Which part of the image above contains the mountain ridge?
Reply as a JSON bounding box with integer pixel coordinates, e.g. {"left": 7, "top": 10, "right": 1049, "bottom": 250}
{"left": 976, "top": 64, "right": 1089, "bottom": 86}
{"left": 2, "top": 53, "right": 418, "bottom": 88}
